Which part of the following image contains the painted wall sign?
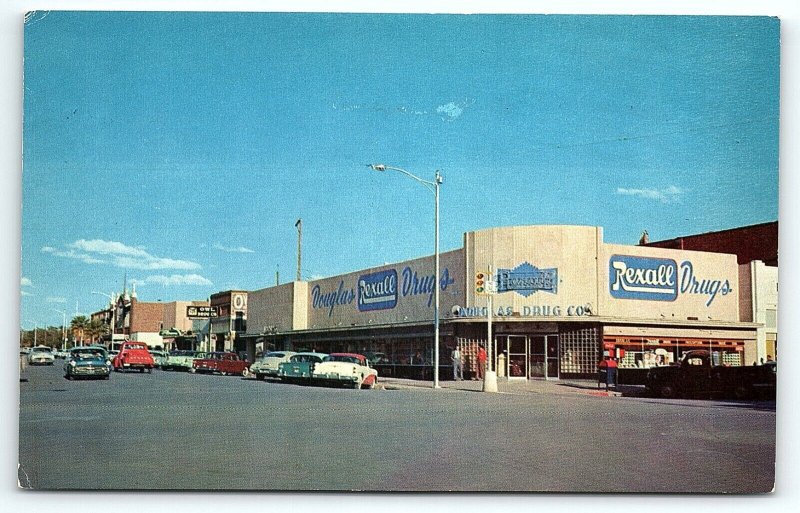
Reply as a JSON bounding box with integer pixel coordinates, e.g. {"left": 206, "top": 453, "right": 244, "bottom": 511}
{"left": 496, "top": 262, "right": 558, "bottom": 297}
{"left": 609, "top": 255, "right": 732, "bottom": 306}
{"left": 358, "top": 269, "right": 398, "bottom": 312}
{"left": 609, "top": 255, "right": 678, "bottom": 301}
{"left": 401, "top": 266, "right": 455, "bottom": 307}
{"left": 311, "top": 280, "right": 356, "bottom": 317}
{"left": 456, "top": 304, "right": 593, "bottom": 318}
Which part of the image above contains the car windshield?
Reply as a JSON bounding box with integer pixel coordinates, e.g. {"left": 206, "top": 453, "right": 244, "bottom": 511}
{"left": 125, "top": 344, "right": 148, "bottom": 350}
{"left": 32, "top": 347, "right": 52, "bottom": 353}
{"left": 265, "top": 352, "right": 286, "bottom": 358}
{"left": 326, "top": 355, "right": 362, "bottom": 365}
{"left": 73, "top": 349, "right": 105, "bottom": 359}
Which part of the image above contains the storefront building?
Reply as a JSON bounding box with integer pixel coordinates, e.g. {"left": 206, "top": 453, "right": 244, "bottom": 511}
{"left": 241, "top": 225, "right": 758, "bottom": 382}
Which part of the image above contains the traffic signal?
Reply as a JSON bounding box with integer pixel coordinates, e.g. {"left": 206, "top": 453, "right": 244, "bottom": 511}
{"left": 475, "top": 272, "right": 486, "bottom": 294}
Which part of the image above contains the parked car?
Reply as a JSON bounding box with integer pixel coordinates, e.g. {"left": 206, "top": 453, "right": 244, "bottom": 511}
{"left": 112, "top": 341, "right": 155, "bottom": 373}
{"left": 149, "top": 350, "right": 169, "bottom": 368}
{"left": 191, "top": 352, "right": 250, "bottom": 376}
{"left": 277, "top": 352, "right": 328, "bottom": 385}
{"left": 64, "top": 346, "right": 111, "bottom": 380}
{"left": 53, "top": 349, "right": 70, "bottom": 359}
{"left": 163, "top": 350, "right": 199, "bottom": 371}
{"left": 312, "top": 353, "right": 378, "bottom": 389}
{"left": 250, "top": 351, "right": 296, "bottom": 380}
{"left": 27, "top": 345, "right": 55, "bottom": 366}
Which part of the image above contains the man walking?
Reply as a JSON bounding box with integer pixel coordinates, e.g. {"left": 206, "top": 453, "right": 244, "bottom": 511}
{"left": 476, "top": 344, "right": 487, "bottom": 380}
{"left": 451, "top": 345, "right": 463, "bottom": 381}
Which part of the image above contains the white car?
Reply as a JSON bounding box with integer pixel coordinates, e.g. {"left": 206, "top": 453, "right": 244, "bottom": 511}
{"left": 27, "top": 345, "right": 55, "bottom": 365}
{"left": 312, "top": 353, "right": 378, "bottom": 389}
{"left": 250, "top": 351, "right": 296, "bottom": 380}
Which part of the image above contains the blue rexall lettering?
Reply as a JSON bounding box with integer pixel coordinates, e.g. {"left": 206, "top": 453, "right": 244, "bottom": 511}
{"left": 679, "top": 261, "right": 732, "bottom": 307}
{"left": 401, "top": 267, "right": 454, "bottom": 307}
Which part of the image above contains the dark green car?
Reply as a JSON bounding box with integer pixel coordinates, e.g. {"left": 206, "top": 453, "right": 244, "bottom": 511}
{"left": 64, "top": 346, "right": 111, "bottom": 380}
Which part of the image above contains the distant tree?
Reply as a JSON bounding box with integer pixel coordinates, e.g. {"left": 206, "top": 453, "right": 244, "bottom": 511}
{"left": 70, "top": 316, "right": 89, "bottom": 344}
{"left": 85, "top": 319, "right": 107, "bottom": 344}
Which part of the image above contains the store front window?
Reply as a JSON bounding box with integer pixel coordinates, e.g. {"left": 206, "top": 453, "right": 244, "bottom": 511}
{"left": 603, "top": 336, "right": 745, "bottom": 368}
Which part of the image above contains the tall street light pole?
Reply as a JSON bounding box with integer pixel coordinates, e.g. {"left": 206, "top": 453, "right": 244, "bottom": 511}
{"left": 369, "top": 164, "right": 443, "bottom": 389}
{"left": 53, "top": 309, "right": 67, "bottom": 351}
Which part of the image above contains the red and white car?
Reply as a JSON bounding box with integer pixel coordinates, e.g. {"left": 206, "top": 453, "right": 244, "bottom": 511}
{"left": 311, "top": 353, "right": 378, "bottom": 389}
{"left": 112, "top": 341, "right": 156, "bottom": 373}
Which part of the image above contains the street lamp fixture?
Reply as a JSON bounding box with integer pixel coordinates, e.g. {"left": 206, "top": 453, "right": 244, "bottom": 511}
{"left": 368, "top": 163, "right": 443, "bottom": 389}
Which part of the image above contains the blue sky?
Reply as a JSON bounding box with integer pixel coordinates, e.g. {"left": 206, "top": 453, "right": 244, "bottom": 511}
{"left": 19, "top": 12, "right": 779, "bottom": 328}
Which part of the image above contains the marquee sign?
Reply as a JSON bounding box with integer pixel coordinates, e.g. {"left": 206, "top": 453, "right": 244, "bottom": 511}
{"left": 496, "top": 262, "right": 558, "bottom": 297}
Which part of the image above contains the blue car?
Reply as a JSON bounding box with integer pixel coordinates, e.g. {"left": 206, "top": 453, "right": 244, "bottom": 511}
{"left": 64, "top": 346, "right": 111, "bottom": 380}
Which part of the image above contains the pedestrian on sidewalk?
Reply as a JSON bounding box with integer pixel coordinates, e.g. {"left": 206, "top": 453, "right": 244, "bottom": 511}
{"left": 451, "top": 345, "right": 463, "bottom": 380}
{"left": 476, "top": 344, "right": 487, "bottom": 380}
{"left": 598, "top": 356, "right": 618, "bottom": 390}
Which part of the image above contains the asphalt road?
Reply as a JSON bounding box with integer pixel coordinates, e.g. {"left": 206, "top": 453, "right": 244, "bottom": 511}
{"left": 17, "top": 362, "right": 776, "bottom": 492}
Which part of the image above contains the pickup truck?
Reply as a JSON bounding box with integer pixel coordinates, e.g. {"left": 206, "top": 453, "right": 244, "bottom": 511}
{"left": 645, "top": 350, "right": 776, "bottom": 399}
{"left": 191, "top": 352, "right": 250, "bottom": 376}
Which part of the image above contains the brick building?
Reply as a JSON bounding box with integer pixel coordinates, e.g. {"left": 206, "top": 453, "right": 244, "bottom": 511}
{"left": 644, "top": 221, "right": 777, "bottom": 266}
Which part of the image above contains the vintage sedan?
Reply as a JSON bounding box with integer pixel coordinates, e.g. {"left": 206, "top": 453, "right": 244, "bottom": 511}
{"left": 191, "top": 352, "right": 250, "bottom": 376}
{"left": 149, "top": 350, "right": 169, "bottom": 369}
{"left": 250, "top": 351, "right": 296, "bottom": 380}
{"left": 112, "top": 341, "right": 155, "bottom": 373}
{"left": 277, "top": 352, "right": 328, "bottom": 385}
{"left": 163, "top": 350, "right": 199, "bottom": 371}
{"left": 27, "top": 345, "right": 55, "bottom": 366}
{"left": 64, "top": 346, "right": 111, "bottom": 380}
{"left": 312, "top": 353, "right": 378, "bottom": 389}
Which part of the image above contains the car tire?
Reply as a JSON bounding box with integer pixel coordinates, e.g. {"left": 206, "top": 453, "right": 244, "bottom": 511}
{"left": 353, "top": 378, "right": 363, "bottom": 390}
{"left": 65, "top": 374, "right": 71, "bottom": 380}
{"left": 659, "top": 385, "right": 676, "bottom": 399}
{"left": 256, "top": 374, "right": 265, "bottom": 381}
{"left": 242, "top": 369, "right": 249, "bottom": 377}
{"left": 189, "top": 367, "right": 196, "bottom": 373}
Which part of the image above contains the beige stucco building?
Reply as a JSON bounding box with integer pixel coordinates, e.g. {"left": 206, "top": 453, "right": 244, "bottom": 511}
{"left": 241, "top": 225, "right": 758, "bottom": 382}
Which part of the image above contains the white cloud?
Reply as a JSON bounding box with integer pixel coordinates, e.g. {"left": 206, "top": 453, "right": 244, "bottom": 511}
{"left": 43, "top": 239, "right": 201, "bottom": 270}
{"left": 145, "top": 274, "right": 213, "bottom": 286}
{"left": 46, "top": 297, "right": 67, "bottom": 303}
{"left": 21, "top": 290, "right": 32, "bottom": 296}
{"left": 21, "top": 277, "right": 32, "bottom": 287}
{"left": 213, "top": 243, "right": 255, "bottom": 254}
{"left": 437, "top": 102, "right": 463, "bottom": 119}
{"left": 616, "top": 186, "right": 684, "bottom": 204}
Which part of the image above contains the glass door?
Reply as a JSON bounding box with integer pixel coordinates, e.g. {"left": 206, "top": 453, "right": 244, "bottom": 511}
{"left": 506, "top": 335, "right": 527, "bottom": 379}
{"left": 545, "top": 335, "right": 559, "bottom": 380}
{"left": 529, "top": 336, "right": 546, "bottom": 378}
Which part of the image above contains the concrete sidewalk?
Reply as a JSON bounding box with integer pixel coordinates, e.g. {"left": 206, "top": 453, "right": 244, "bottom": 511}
{"left": 378, "top": 375, "right": 647, "bottom": 398}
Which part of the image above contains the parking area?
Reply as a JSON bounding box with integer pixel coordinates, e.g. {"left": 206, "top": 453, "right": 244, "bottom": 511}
{"left": 18, "top": 362, "right": 776, "bottom": 492}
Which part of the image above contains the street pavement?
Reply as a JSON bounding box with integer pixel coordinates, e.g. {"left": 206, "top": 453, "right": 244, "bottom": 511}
{"left": 18, "top": 362, "right": 776, "bottom": 493}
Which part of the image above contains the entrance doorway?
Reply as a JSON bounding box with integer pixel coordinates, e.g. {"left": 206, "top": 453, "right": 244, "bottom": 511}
{"left": 497, "top": 334, "right": 560, "bottom": 380}
{"left": 529, "top": 335, "right": 559, "bottom": 380}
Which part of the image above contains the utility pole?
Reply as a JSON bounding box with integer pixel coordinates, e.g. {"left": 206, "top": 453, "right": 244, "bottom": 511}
{"left": 295, "top": 218, "right": 302, "bottom": 282}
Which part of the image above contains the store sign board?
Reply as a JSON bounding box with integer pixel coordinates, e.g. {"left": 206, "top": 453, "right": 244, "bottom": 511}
{"left": 496, "top": 262, "right": 558, "bottom": 297}
{"left": 187, "top": 306, "right": 218, "bottom": 318}
{"left": 609, "top": 255, "right": 733, "bottom": 306}
{"left": 609, "top": 255, "right": 678, "bottom": 302}
{"left": 358, "top": 269, "right": 398, "bottom": 311}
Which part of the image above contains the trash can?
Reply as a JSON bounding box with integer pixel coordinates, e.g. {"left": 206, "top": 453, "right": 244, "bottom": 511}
{"left": 497, "top": 354, "right": 506, "bottom": 378}
{"left": 597, "top": 369, "right": 607, "bottom": 389}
